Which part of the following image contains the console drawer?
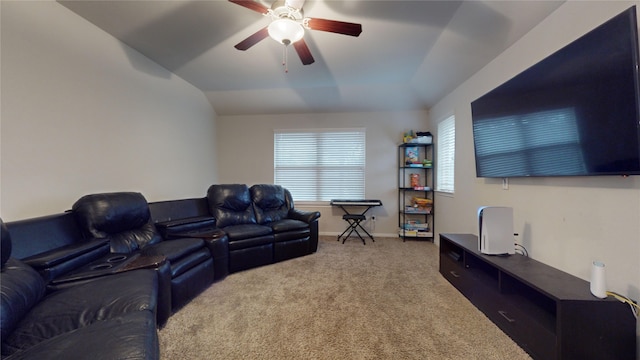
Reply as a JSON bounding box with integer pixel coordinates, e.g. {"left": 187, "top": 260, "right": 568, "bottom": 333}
{"left": 440, "top": 254, "right": 476, "bottom": 297}
{"left": 482, "top": 297, "right": 557, "bottom": 360}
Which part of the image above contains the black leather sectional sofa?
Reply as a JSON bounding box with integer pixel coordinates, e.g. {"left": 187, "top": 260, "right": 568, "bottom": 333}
{"left": 0, "top": 184, "right": 320, "bottom": 359}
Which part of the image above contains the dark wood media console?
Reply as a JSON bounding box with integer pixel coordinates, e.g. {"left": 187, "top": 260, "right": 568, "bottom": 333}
{"left": 439, "top": 233, "right": 636, "bottom": 359}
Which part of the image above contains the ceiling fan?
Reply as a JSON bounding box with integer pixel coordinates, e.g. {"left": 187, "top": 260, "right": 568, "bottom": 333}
{"left": 229, "top": 0, "right": 362, "bottom": 69}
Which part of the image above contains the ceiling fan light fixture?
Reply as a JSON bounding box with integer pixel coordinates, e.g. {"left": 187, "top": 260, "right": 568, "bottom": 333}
{"left": 268, "top": 18, "right": 304, "bottom": 45}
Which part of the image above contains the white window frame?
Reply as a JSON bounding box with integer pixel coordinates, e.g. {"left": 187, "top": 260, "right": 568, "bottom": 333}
{"left": 436, "top": 115, "right": 455, "bottom": 194}
{"left": 274, "top": 128, "right": 366, "bottom": 202}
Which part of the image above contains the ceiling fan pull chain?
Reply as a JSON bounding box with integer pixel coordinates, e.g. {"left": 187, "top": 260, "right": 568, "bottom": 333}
{"left": 283, "top": 44, "right": 289, "bottom": 73}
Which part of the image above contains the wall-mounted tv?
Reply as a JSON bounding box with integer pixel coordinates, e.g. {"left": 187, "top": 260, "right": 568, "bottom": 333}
{"left": 471, "top": 6, "right": 640, "bottom": 178}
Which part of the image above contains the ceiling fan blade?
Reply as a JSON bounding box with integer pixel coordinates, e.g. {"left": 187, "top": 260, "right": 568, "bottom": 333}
{"left": 305, "top": 18, "right": 362, "bottom": 37}
{"left": 228, "top": 0, "right": 269, "bottom": 14}
{"left": 293, "top": 39, "right": 315, "bottom": 65}
{"left": 234, "top": 27, "right": 269, "bottom": 50}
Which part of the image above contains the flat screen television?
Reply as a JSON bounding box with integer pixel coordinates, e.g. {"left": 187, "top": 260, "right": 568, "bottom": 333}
{"left": 471, "top": 6, "right": 640, "bottom": 178}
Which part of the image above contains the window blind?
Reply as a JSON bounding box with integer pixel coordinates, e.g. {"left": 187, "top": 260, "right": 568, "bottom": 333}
{"left": 437, "top": 115, "right": 455, "bottom": 193}
{"left": 274, "top": 129, "right": 365, "bottom": 201}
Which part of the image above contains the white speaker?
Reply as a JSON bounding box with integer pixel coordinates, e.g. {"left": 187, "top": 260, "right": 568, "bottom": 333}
{"left": 590, "top": 261, "right": 607, "bottom": 298}
{"left": 478, "top": 206, "right": 515, "bottom": 255}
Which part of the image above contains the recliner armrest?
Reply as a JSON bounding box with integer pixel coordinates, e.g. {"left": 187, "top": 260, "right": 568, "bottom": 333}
{"left": 22, "top": 239, "right": 109, "bottom": 269}
{"left": 21, "top": 239, "right": 110, "bottom": 282}
{"left": 288, "top": 209, "right": 321, "bottom": 224}
{"left": 155, "top": 216, "right": 216, "bottom": 239}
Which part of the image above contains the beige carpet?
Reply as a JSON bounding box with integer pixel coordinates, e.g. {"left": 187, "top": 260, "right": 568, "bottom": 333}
{"left": 159, "top": 236, "right": 531, "bottom": 359}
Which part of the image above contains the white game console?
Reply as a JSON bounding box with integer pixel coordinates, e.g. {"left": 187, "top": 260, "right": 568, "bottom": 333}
{"left": 478, "top": 206, "right": 515, "bottom": 255}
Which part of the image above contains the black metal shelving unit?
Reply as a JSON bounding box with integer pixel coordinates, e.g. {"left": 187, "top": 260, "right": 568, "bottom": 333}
{"left": 398, "top": 143, "right": 434, "bottom": 241}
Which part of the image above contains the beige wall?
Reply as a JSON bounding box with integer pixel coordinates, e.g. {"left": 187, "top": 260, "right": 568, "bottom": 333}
{"left": 430, "top": 0, "right": 640, "bottom": 335}
{"left": 216, "top": 111, "right": 429, "bottom": 236}
{"left": 0, "top": 1, "right": 218, "bottom": 220}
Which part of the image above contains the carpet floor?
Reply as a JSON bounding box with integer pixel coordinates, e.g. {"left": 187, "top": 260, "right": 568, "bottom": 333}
{"left": 158, "top": 236, "right": 532, "bottom": 359}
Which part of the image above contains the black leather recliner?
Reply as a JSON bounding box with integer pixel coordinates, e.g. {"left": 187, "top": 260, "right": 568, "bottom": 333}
{"left": 72, "top": 192, "right": 215, "bottom": 312}
{"left": 0, "top": 218, "right": 160, "bottom": 359}
{"left": 207, "top": 184, "right": 321, "bottom": 273}
{"left": 207, "top": 184, "right": 275, "bottom": 273}
{"left": 250, "top": 184, "right": 321, "bottom": 262}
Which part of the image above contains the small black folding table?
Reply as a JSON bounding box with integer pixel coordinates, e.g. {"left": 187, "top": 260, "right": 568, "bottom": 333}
{"left": 330, "top": 199, "right": 382, "bottom": 244}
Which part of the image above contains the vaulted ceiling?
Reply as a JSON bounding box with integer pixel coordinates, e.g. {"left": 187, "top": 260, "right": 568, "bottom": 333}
{"left": 59, "top": 0, "right": 564, "bottom": 116}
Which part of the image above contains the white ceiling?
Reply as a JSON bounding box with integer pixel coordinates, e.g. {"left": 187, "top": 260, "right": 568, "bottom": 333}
{"left": 58, "top": 0, "right": 564, "bottom": 116}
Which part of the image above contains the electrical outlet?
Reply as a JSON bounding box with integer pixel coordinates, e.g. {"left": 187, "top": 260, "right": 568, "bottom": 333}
{"left": 502, "top": 178, "right": 509, "bottom": 190}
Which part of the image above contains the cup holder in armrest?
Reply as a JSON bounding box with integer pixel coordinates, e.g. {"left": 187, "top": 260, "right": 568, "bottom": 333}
{"left": 90, "top": 263, "right": 113, "bottom": 271}
{"left": 49, "top": 253, "right": 144, "bottom": 286}
{"left": 106, "top": 255, "right": 128, "bottom": 263}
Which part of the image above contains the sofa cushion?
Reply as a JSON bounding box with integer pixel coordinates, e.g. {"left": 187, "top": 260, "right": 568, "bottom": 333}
{"left": 141, "top": 237, "right": 205, "bottom": 263}
{"left": 2, "top": 311, "right": 158, "bottom": 360}
{"left": 207, "top": 184, "right": 257, "bottom": 228}
{"left": 3, "top": 269, "right": 157, "bottom": 354}
{"left": 72, "top": 192, "right": 163, "bottom": 253}
{"left": 269, "top": 219, "right": 309, "bottom": 233}
{"left": 107, "top": 223, "right": 163, "bottom": 253}
{"left": 221, "top": 224, "right": 272, "bottom": 241}
{"left": 73, "top": 192, "right": 150, "bottom": 237}
{"left": 274, "top": 228, "right": 311, "bottom": 243}
{"left": 250, "top": 184, "right": 290, "bottom": 224}
{"left": 0, "top": 259, "right": 47, "bottom": 343}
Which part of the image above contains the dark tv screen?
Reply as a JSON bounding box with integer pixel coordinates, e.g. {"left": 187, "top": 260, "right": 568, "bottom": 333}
{"left": 471, "top": 6, "right": 640, "bottom": 178}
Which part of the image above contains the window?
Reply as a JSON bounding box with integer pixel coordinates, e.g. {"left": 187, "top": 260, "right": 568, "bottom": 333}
{"left": 274, "top": 129, "right": 365, "bottom": 201}
{"left": 437, "top": 115, "right": 455, "bottom": 193}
